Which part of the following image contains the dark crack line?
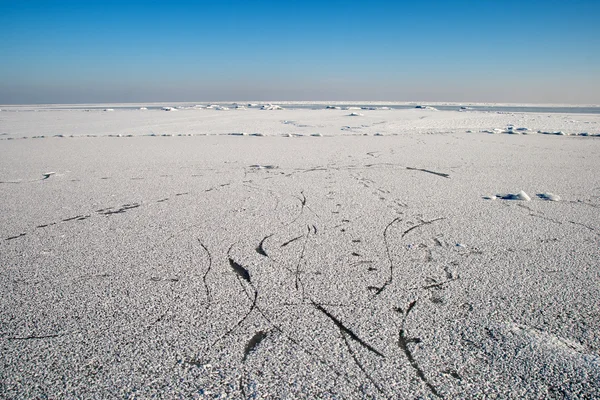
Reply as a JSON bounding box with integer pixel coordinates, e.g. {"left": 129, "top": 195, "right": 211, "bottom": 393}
{"left": 569, "top": 220, "right": 597, "bottom": 232}
{"left": 99, "top": 203, "right": 140, "bottom": 216}
{"left": 5, "top": 233, "right": 26, "bottom": 241}
{"left": 516, "top": 204, "right": 563, "bottom": 225}
{"left": 62, "top": 215, "right": 89, "bottom": 222}
{"left": 198, "top": 240, "right": 213, "bottom": 308}
{"left": 420, "top": 277, "right": 459, "bottom": 291}
{"left": 286, "top": 192, "right": 308, "bottom": 226}
{"left": 211, "top": 288, "right": 257, "bottom": 347}
{"left": 295, "top": 227, "right": 311, "bottom": 292}
{"left": 568, "top": 200, "right": 600, "bottom": 209}
{"left": 406, "top": 167, "right": 450, "bottom": 178}
{"left": 36, "top": 223, "right": 56, "bottom": 229}
{"left": 256, "top": 234, "right": 272, "bottom": 257}
{"left": 234, "top": 270, "right": 358, "bottom": 393}
{"left": 397, "top": 300, "right": 441, "bottom": 398}
{"left": 398, "top": 329, "right": 441, "bottom": 398}
{"left": 402, "top": 217, "right": 445, "bottom": 239}
{"left": 341, "top": 331, "right": 386, "bottom": 395}
{"left": 281, "top": 235, "right": 303, "bottom": 247}
{"left": 297, "top": 190, "right": 320, "bottom": 219}
{"left": 313, "top": 302, "right": 384, "bottom": 358}
{"left": 374, "top": 217, "right": 403, "bottom": 296}
{"left": 212, "top": 247, "right": 258, "bottom": 347}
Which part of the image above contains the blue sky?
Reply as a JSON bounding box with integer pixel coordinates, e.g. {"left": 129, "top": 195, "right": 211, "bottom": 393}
{"left": 1, "top": 0, "right": 599, "bottom": 104}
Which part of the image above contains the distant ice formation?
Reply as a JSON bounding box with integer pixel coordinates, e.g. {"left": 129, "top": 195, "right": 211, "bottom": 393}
{"left": 261, "top": 104, "right": 283, "bottom": 110}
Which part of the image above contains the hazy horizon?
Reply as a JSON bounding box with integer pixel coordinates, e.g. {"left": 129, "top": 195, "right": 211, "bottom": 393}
{"left": 1, "top": 0, "right": 599, "bottom": 105}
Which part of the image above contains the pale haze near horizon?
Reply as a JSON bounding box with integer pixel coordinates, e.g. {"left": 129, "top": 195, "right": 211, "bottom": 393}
{"left": 1, "top": 1, "right": 599, "bottom": 105}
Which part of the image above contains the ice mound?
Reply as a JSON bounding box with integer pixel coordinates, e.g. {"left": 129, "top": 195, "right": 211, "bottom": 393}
{"left": 139, "top": 107, "right": 147, "bottom": 110}
{"left": 325, "top": 106, "right": 341, "bottom": 110}
{"left": 537, "top": 193, "right": 560, "bottom": 201}
{"left": 261, "top": 104, "right": 283, "bottom": 110}
{"left": 538, "top": 130, "right": 566, "bottom": 135}
{"left": 103, "top": 108, "right": 114, "bottom": 112}
{"left": 348, "top": 112, "right": 363, "bottom": 117}
{"left": 496, "top": 191, "right": 532, "bottom": 201}
{"left": 161, "top": 107, "right": 177, "bottom": 111}
{"left": 505, "top": 126, "right": 531, "bottom": 134}
{"left": 415, "top": 105, "right": 438, "bottom": 110}
{"left": 567, "top": 132, "right": 598, "bottom": 137}
{"left": 311, "top": 133, "right": 323, "bottom": 137}
{"left": 249, "top": 164, "right": 277, "bottom": 169}
{"left": 483, "top": 127, "right": 535, "bottom": 135}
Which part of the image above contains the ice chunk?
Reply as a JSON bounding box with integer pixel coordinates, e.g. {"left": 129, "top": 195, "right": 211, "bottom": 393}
{"left": 537, "top": 193, "right": 560, "bottom": 201}
{"left": 497, "top": 191, "right": 531, "bottom": 201}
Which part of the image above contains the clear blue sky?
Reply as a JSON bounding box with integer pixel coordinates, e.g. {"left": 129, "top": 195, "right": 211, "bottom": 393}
{"left": 1, "top": 0, "right": 599, "bottom": 104}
